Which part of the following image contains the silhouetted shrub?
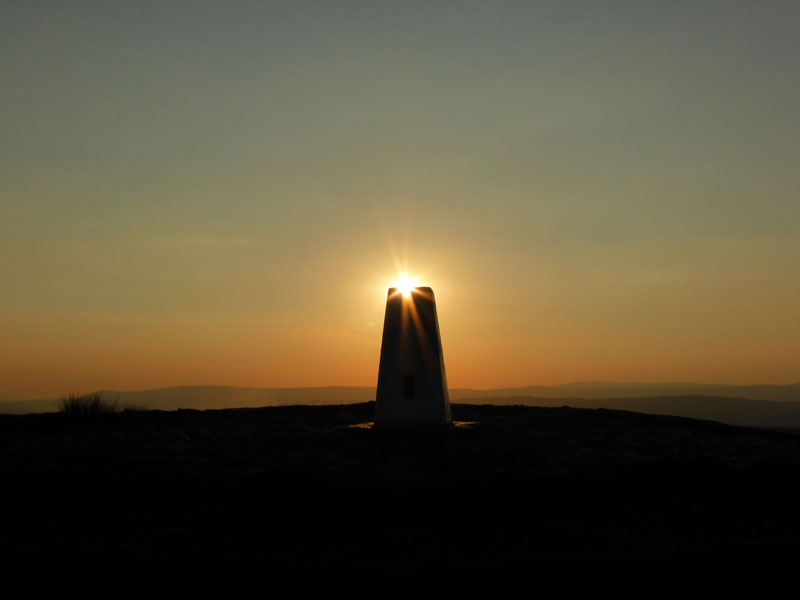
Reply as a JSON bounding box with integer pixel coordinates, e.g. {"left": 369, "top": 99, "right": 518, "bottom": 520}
{"left": 59, "top": 393, "right": 119, "bottom": 415}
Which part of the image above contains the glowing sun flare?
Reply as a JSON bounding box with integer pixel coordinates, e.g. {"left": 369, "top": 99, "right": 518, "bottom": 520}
{"left": 393, "top": 276, "right": 417, "bottom": 296}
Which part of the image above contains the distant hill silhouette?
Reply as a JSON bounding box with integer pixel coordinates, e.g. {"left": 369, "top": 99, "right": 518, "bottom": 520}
{"left": 2, "top": 382, "right": 800, "bottom": 427}
{"left": 453, "top": 382, "right": 800, "bottom": 402}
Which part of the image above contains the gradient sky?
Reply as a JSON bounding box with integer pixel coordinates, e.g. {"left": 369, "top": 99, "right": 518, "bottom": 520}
{"left": 2, "top": 1, "right": 799, "bottom": 399}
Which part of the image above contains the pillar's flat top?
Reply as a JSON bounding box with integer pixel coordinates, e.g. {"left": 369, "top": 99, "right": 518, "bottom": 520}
{"left": 387, "top": 286, "right": 434, "bottom": 295}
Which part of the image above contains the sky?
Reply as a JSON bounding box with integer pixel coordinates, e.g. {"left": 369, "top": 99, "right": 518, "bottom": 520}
{"left": 1, "top": 1, "right": 799, "bottom": 399}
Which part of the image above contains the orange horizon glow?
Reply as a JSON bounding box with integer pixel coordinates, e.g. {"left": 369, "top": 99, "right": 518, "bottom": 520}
{"left": 1, "top": 265, "right": 798, "bottom": 400}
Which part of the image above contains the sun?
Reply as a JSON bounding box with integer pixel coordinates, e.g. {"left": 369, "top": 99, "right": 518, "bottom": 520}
{"left": 392, "top": 275, "right": 417, "bottom": 297}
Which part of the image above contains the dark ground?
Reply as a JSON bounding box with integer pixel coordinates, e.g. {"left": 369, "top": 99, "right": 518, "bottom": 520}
{"left": 2, "top": 402, "right": 800, "bottom": 595}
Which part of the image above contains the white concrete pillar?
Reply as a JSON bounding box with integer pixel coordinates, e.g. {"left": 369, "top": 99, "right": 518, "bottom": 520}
{"left": 374, "top": 287, "right": 452, "bottom": 427}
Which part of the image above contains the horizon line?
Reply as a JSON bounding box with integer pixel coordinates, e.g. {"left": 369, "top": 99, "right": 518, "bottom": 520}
{"left": 4, "top": 380, "right": 800, "bottom": 403}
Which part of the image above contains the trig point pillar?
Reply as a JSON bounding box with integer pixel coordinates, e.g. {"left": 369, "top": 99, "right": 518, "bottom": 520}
{"left": 374, "top": 286, "right": 452, "bottom": 427}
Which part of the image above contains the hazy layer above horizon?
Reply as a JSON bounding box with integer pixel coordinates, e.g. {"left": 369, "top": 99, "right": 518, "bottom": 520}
{"left": 1, "top": 1, "right": 798, "bottom": 398}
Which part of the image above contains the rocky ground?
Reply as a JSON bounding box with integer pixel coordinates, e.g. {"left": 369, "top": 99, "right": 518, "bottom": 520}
{"left": 2, "top": 403, "right": 800, "bottom": 595}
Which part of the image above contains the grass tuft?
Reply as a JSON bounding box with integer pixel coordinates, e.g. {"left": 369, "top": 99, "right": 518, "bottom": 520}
{"left": 58, "top": 393, "right": 120, "bottom": 415}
